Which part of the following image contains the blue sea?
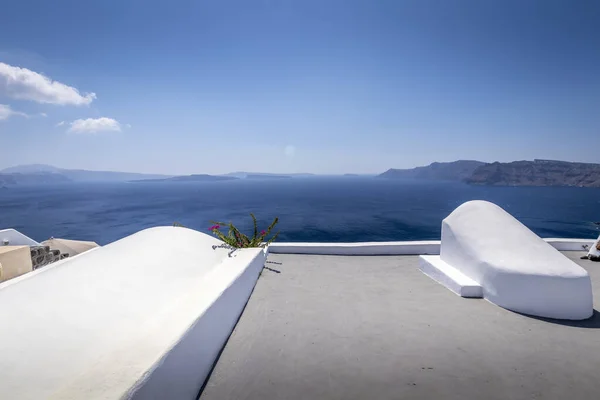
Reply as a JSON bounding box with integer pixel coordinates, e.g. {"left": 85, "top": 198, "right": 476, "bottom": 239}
{"left": 1, "top": 178, "right": 599, "bottom": 245}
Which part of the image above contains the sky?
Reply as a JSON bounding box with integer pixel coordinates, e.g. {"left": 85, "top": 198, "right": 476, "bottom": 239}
{"left": 0, "top": 0, "right": 599, "bottom": 175}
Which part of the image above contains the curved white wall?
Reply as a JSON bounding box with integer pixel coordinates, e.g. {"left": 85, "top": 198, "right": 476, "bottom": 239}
{"left": 440, "top": 201, "right": 593, "bottom": 320}
{"left": 0, "top": 226, "right": 266, "bottom": 399}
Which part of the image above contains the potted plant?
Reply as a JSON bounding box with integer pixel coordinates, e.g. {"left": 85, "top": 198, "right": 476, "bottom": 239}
{"left": 208, "top": 214, "right": 279, "bottom": 249}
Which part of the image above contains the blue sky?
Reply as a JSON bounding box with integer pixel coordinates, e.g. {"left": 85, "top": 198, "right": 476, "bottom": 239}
{"left": 0, "top": 0, "right": 599, "bottom": 174}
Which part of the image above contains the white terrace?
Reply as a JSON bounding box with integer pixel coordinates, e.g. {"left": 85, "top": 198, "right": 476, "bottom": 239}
{"left": 0, "top": 201, "right": 599, "bottom": 400}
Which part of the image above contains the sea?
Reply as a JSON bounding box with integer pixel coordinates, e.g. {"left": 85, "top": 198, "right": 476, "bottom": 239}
{"left": 1, "top": 177, "right": 599, "bottom": 245}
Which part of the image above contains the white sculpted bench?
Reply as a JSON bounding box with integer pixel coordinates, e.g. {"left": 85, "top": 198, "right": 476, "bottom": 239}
{"left": 420, "top": 200, "right": 593, "bottom": 320}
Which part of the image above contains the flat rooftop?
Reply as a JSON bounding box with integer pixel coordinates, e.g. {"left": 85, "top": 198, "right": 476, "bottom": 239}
{"left": 201, "top": 251, "right": 600, "bottom": 400}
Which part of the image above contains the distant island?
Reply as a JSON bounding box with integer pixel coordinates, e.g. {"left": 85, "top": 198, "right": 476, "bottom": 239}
{"left": 0, "top": 165, "right": 315, "bottom": 185}
{"left": 378, "top": 160, "right": 485, "bottom": 181}
{"left": 131, "top": 174, "right": 238, "bottom": 183}
{"left": 224, "top": 172, "right": 314, "bottom": 179}
{"left": 0, "top": 172, "right": 71, "bottom": 186}
{"left": 0, "top": 164, "right": 171, "bottom": 184}
{"left": 379, "top": 159, "right": 600, "bottom": 187}
{"left": 3, "top": 160, "right": 600, "bottom": 188}
{"left": 246, "top": 174, "right": 291, "bottom": 180}
{"left": 466, "top": 159, "right": 600, "bottom": 187}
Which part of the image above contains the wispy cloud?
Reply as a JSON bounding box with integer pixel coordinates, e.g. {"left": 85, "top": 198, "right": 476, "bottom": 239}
{"left": 0, "top": 104, "right": 28, "bottom": 121}
{"left": 67, "top": 117, "right": 121, "bottom": 133}
{"left": 0, "top": 62, "right": 96, "bottom": 106}
{"left": 56, "top": 121, "right": 65, "bottom": 127}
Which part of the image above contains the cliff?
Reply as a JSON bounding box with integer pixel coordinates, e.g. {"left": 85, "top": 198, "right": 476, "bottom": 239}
{"left": 466, "top": 159, "right": 600, "bottom": 187}
{"left": 378, "top": 160, "right": 485, "bottom": 181}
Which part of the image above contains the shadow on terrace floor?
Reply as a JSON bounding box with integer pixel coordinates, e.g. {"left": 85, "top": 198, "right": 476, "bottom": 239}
{"left": 516, "top": 309, "right": 600, "bottom": 329}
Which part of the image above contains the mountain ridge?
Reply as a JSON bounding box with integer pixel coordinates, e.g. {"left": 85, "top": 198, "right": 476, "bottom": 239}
{"left": 4, "top": 160, "right": 600, "bottom": 187}
{"left": 378, "top": 160, "right": 485, "bottom": 181}
{"left": 378, "top": 159, "right": 600, "bottom": 187}
{"left": 1, "top": 164, "right": 172, "bottom": 183}
{"left": 466, "top": 159, "right": 600, "bottom": 187}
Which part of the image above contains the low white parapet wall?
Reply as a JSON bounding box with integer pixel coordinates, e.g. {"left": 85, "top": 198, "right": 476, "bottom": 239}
{"left": 545, "top": 238, "right": 597, "bottom": 252}
{"left": 0, "top": 227, "right": 267, "bottom": 400}
{"left": 269, "top": 241, "right": 440, "bottom": 255}
{"left": 269, "top": 238, "right": 594, "bottom": 255}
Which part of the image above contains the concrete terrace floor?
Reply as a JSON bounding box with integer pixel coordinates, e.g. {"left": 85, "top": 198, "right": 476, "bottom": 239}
{"left": 200, "top": 252, "right": 600, "bottom": 400}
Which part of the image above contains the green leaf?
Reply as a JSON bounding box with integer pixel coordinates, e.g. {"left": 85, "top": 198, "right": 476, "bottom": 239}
{"left": 251, "top": 213, "right": 258, "bottom": 241}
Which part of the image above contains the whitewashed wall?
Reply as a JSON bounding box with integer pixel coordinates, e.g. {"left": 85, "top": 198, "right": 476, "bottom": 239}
{"left": 0, "top": 227, "right": 266, "bottom": 400}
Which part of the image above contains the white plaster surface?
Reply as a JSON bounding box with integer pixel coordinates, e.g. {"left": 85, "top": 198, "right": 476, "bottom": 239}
{"left": 0, "top": 226, "right": 266, "bottom": 400}
{"left": 419, "top": 255, "right": 483, "bottom": 298}
{"left": 440, "top": 201, "right": 593, "bottom": 320}
{"left": 0, "top": 228, "right": 40, "bottom": 246}
{"left": 587, "top": 234, "right": 600, "bottom": 258}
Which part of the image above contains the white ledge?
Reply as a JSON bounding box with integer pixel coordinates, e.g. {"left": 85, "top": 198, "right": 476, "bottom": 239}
{"left": 269, "top": 238, "right": 594, "bottom": 256}
{"left": 419, "top": 255, "right": 483, "bottom": 298}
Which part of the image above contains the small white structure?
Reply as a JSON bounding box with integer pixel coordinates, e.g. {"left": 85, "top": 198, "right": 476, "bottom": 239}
{"left": 420, "top": 201, "right": 593, "bottom": 320}
{"left": 0, "top": 228, "right": 40, "bottom": 247}
{"left": 0, "top": 226, "right": 267, "bottom": 399}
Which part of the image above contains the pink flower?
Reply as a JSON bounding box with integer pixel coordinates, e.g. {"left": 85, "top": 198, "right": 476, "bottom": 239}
{"left": 260, "top": 230, "right": 266, "bottom": 236}
{"left": 209, "top": 225, "right": 220, "bottom": 231}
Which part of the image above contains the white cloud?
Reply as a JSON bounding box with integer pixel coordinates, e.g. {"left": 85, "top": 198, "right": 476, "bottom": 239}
{"left": 67, "top": 117, "right": 121, "bottom": 133}
{"left": 56, "top": 121, "right": 65, "bottom": 127}
{"left": 40, "top": 112, "right": 47, "bottom": 117}
{"left": 0, "top": 62, "right": 96, "bottom": 106}
{"left": 0, "top": 104, "right": 28, "bottom": 121}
